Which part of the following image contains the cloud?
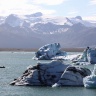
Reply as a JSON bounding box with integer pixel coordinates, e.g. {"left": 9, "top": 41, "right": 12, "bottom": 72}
{"left": 83, "top": 15, "right": 96, "bottom": 20}
{"left": 89, "top": 0, "right": 96, "bottom": 5}
{"left": 83, "top": 16, "right": 96, "bottom": 20}
{"left": 32, "top": 0, "right": 67, "bottom": 5}
{"left": 0, "top": 0, "right": 56, "bottom": 16}
{"left": 68, "top": 10, "right": 78, "bottom": 16}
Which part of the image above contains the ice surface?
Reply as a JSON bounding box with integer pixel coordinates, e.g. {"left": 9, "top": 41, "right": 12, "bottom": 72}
{"left": 33, "top": 43, "right": 67, "bottom": 60}
{"left": 83, "top": 64, "right": 96, "bottom": 88}
{"left": 72, "top": 47, "right": 96, "bottom": 64}
{"left": 10, "top": 60, "right": 91, "bottom": 87}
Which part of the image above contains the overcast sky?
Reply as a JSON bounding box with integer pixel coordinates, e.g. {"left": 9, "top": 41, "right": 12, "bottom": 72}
{"left": 0, "top": 0, "right": 96, "bottom": 20}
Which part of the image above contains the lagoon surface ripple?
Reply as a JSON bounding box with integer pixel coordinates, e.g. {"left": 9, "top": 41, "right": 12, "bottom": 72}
{"left": 0, "top": 52, "right": 95, "bottom": 96}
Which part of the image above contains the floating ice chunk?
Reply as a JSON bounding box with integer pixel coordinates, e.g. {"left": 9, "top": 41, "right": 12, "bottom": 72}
{"left": 65, "top": 54, "right": 81, "bottom": 60}
{"left": 72, "top": 47, "right": 96, "bottom": 64}
{"left": 53, "top": 66, "right": 91, "bottom": 87}
{"left": 52, "top": 83, "right": 60, "bottom": 87}
{"left": 33, "top": 43, "right": 67, "bottom": 60}
{"left": 10, "top": 60, "right": 91, "bottom": 87}
{"left": 83, "top": 75, "right": 96, "bottom": 88}
{"left": 83, "top": 64, "right": 96, "bottom": 88}
{"left": 10, "top": 60, "right": 69, "bottom": 86}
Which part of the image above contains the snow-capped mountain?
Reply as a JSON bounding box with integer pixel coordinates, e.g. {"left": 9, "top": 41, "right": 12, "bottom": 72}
{"left": 1, "top": 13, "right": 96, "bottom": 28}
{"left": 0, "top": 12, "right": 96, "bottom": 48}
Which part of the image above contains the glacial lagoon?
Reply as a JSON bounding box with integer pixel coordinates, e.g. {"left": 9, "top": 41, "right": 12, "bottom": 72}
{"left": 0, "top": 52, "right": 96, "bottom": 96}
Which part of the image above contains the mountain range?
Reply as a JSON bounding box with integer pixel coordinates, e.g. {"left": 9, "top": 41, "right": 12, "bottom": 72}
{"left": 0, "top": 12, "right": 96, "bottom": 48}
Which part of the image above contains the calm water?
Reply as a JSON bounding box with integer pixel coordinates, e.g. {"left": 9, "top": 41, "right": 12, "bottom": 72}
{"left": 0, "top": 52, "right": 96, "bottom": 96}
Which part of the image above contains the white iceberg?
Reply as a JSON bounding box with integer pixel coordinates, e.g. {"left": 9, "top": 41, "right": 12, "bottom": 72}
{"left": 52, "top": 66, "right": 91, "bottom": 87}
{"left": 33, "top": 43, "right": 67, "bottom": 60}
{"left": 10, "top": 60, "right": 69, "bottom": 86}
{"left": 10, "top": 60, "right": 91, "bottom": 87}
{"left": 72, "top": 47, "right": 96, "bottom": 64}
{"left": 83, "top": 64, "right": 96, "bottom": 88}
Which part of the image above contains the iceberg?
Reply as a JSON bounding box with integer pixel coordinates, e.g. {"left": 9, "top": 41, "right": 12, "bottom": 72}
{"left": 10, "top": 60, "right": 69, "bottom": 86}
{"left": 83, "top": 64, "right": 96, "bottom": 88}
{"left": 33, "top": 43, "right": 67, "bottom": 60}
{"left": 10, "top": 60, "right": 91, "bottom": 87}
{"left": 72, "top": 47, "right": 96, "bottom": 64}
{"left": 52, "top": 66, "right": 91, "bottom": 87}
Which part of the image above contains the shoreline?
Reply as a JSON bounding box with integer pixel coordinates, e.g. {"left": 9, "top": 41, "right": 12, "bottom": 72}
{"left": 0, "top": 48, "right": 84, "bottom": 52}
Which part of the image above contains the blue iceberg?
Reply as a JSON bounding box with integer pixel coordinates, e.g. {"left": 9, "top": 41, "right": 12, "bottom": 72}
{"left": 52, "top": 66, "right": 91, "bottom": 87}
{"left": 83, "top": 64, "right": 96, "bottom": 88}
{"left": 10, "top": 60, "right": 69, "bottom": 86}
{"left": 10, "top": 60, "right": 91, "bottom": 87}
{"left": 33, "top": 43, "right": 67, "bottom": 60}
{"left": 72, "top": 47, "right": 96, "bottom": 64}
